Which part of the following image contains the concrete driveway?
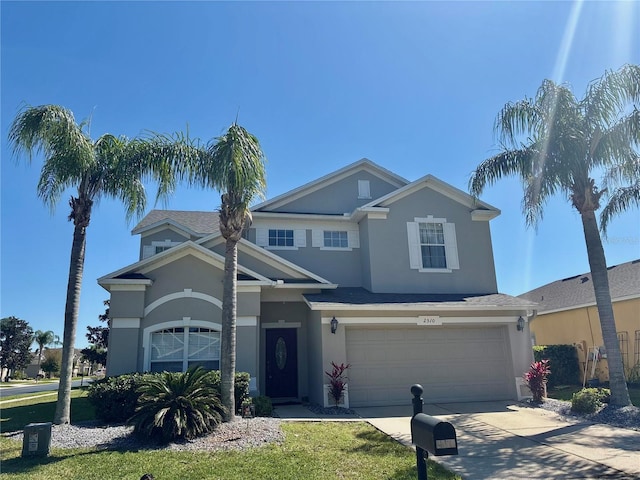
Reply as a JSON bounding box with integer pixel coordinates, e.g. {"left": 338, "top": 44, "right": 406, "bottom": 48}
{"left": 355, "top": 401, "right": 640, "bottom": 479}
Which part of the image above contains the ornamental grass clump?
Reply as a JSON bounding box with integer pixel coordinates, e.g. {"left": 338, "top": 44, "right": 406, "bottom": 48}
{"left": 128, "top": 366, "right": 225, "bottom": 443}
{"left": 524, "top": 359, "right": 550, "bottom": 403}
{"left": 325, "top": 362, "right": 350, "bottom": 407}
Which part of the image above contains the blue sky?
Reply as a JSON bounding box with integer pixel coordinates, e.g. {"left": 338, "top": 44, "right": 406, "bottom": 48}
{"left": 2, "top": 1, "right": 639, "bottom": 348}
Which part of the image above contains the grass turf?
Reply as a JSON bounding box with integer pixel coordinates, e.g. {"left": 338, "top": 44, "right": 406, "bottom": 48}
{"left": 0, "top": 422, "right": 461, "bottom": 480}
{"left": 0, "top": 390, "right": 461, "bottom": 479}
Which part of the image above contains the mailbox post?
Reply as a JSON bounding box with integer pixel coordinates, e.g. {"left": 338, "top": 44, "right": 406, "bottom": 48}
{"left": 410, "top": 385, "right": 458, "bottom": 480}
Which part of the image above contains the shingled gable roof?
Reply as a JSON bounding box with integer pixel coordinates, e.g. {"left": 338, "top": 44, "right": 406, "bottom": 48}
{"left": 251, "top": 158, "right": 409, "bottom": 212}
{"left": 304, "top": 287, "right": 536, "bottom": 311}
{"left": 132, "top": 210, "right": 220, "bottom": 236}
{"left": 518, "top": 259, "right": 640, "bottom": 314}
{"left": 359, "top": 174, "right": 499, "bottom": 218}
{"left": 98, "top": 241, "right": 272, "bottom": 287}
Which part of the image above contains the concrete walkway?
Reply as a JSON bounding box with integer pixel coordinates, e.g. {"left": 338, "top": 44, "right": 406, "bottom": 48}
{"left": 275, "top": 401, "right": 640, "bottom": 479}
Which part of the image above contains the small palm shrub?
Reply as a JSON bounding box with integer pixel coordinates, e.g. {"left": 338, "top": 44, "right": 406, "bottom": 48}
{"left": 524, "top": 359, "right": 550, "bottom": 403}
{"left": 128, "top": 366, "right": 225, "bottom": 443}
{"left": 571, "top": 388, "right": 611, "bottom": 414}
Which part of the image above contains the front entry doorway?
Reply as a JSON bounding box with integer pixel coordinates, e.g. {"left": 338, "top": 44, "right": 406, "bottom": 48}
{"left": 265, "top": 328, "right": 298, "bottom": 399}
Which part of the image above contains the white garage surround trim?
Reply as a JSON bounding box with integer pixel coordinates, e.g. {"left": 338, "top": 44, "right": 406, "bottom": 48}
{"left": 345, "top": 324, "right": 514, "bottom": 407}
{"left": 321, "top": 316, "right": 521, "bottom": 325}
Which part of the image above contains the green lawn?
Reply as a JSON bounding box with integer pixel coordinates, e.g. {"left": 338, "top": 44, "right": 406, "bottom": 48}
{"left": 547, "top": 384, "right": 640, "bottom": 406}
{"left": 0, "top": 391, "right": 461, "bottom": 480}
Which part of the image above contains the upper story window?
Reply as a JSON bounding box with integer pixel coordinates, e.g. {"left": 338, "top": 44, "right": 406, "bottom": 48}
{"left": 324, "top": 230, "right": 348, "bottom": 248}
{"left": 269, "top": 229, "right": 294, "bottom": 247}
{"left": 311, "top": 228, "right": 359, "bottom": 250}
{"left": 407, "top": 216, "right": 459, "bottom": 272}
{"left": 142, "top": 239, "right": 182, "bottom": 259}
{"left": 419, "top": 222, "right": 446, "bottom": 268}
{"left": 358, "top": 180, "right": 371, "bottom": 199}
{"left": 256, "top": 228, "right": 306, "bottom": 250}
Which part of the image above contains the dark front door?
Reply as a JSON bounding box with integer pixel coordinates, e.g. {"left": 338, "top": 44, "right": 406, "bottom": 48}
{"left": 265, "top": 328, "right": 298, "bottom": 398}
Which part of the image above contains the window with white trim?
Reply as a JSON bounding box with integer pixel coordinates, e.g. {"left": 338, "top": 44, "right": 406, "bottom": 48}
{"left": 255, "top": 228, "right": 306, "bottom": 249}
{"left": 358, "top": 180, "right": 371, "bottom": 199}
{"left": 407, "top": 217, "right": 459, "bottom": 272}
{"left": 269, "top": 229, "right": 294, "bottom": 247}
{"left": 324, "top": 230, "right": 348, "bottom": 248}
{"left": 311, "top": 228, "right": 359, "bottom": 250}
{"left": 150, "top": 327, "right": 220, "bottom": 372}
{"left": 142, "top": 239, "right": 182, "bottom": 259}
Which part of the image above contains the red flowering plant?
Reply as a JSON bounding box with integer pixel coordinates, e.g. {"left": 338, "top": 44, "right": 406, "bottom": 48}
{"left": 325, "top": 362, "right": 350, "bottom": 407}
{"left": 524, "top": 359, "right": 551, "bottom": 403}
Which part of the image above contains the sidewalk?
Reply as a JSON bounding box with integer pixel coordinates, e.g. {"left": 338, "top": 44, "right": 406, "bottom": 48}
{"left": 275, "top": 401, "right": 640, "bottom": 479}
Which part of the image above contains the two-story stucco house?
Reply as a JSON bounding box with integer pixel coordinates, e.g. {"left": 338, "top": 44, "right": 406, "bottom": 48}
{"left": 99, "top": 159, "right": 536, "bottom": 407}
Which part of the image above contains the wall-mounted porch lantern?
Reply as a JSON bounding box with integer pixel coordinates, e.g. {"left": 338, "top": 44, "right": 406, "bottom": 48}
{"left": 516, "top": 316, "right": 525, "bottom": 332}
{"left": 330, "top": 316, "right": 339, "bottom": 334}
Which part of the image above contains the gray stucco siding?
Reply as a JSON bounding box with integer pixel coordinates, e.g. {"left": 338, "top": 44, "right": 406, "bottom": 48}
{"left": 237, "top": 325, "right": 258, "bottom": 381}
{"left": 367, "top": 188, "right": 498, "bottom": 294}
{"left": 358, "top": 218, "right": 373, "bottom": 291}
{"left": 143, "top": 255, "right": 225, "bottom": 306}
{"left": 269, "top": 171, "right": 400, "bottom": 215}
{"left": 106, "top": 327, "right": 140, "bottom": 376}
{"left": 142, "top": 297, "right": 222, "bottom": 330}
{"left": 109, "top": 291, "right": 145, "bottom": 318}
{"left": 272, "top": 244, "right": 362, "bottom": 286}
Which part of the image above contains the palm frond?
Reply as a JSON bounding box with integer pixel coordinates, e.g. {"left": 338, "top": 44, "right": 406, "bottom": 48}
{"left": 469, "top": 148, "right": 535, "bottom": 197}
{"left": 494, "top": 99, "right": 539, "bottom": 147}
{"left": 584, "top": 64, "right": 640, "bottom": 128}
{"left": 600, "top": 183, "right": 640, "bottom": 233}
{"left": 8, "top": 105, "right": 96, "bottom": 209}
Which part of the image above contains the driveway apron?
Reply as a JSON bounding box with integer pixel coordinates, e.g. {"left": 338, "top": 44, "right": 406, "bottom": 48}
{"left": 355, "top": 401, "right": 640, "bottom": 480}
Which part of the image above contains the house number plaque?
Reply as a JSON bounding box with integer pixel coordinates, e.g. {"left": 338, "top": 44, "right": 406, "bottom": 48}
{"left": 417, "top": 316, "right": 442, "bottom": 326}
{"left": 275, "top": 337, "right": 287, "bottom": 370}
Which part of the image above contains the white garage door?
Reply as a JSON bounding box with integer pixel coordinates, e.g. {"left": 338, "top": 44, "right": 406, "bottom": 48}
{"left": 346, "top": 325, "right": 513, "bottom": 407}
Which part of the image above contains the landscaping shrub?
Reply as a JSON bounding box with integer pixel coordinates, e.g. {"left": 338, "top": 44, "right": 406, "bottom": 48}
{"left": 524, "top": 359, "right": 550, "bottom": 403}
{"left": 253, "top": 395, "right": 273, "bottom": 417}
{"left": 88, "top": 370, "right": 251, "bottom": 423}
{"left": 325, "top": 362, "right": 350, "bottom": 407}
{"left": 87, "top": 372, "right": 150, "bottom": 422}
{"left": 571, "top": 387, "right": 611, "bottom": 414}
{"left": 205, "top": 370, "right": 250, "bottom": 414}
{"left": 129, "top": 366, "right": 224, "bottom": 443}
{"left": 533, "top": 345, "right": 580, "bottom": 388}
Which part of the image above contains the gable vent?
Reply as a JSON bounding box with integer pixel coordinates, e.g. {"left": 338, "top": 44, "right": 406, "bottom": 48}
{"left": 580, "top": 277, "right": 589, "bottom": 284}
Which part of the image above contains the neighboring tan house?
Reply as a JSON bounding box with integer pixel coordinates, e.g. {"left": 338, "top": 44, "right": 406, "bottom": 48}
{"left": 519, "top": 259, "right": 640, "bottom": 383}
{"left": 99, "top": 159, "right": 536, "bottom": 407}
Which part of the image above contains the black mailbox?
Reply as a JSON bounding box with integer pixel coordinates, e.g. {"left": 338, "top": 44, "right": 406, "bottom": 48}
{"left": 411, "top": 413, "right": 458, "bottom": 456}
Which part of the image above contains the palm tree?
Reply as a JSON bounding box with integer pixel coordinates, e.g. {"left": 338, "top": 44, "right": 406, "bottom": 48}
{"left": 32, "top": 329, "right": 55, "bottom": 380}
{"left": 8, "top": 104, "right": 190, "bottom": 423}
{"left": 469, "top": 65, "right": 640, "bottom": 406}
{"left": 187, "top": 123, "right": 266, "bottom": 421}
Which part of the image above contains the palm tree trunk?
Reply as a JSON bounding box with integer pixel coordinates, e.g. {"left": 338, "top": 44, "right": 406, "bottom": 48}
{"left": 220, "top": 237, "right": 238, "bottom": 422}
{"left": 580, "top": 210, "right": 631, "bottom": 406}
{"left": 54, "top": 222, "right": 86, "bottom": 424}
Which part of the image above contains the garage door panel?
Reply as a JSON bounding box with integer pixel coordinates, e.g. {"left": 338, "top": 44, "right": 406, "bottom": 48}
{"left": 346, "top": 325, "right": 513, "bottom": 406}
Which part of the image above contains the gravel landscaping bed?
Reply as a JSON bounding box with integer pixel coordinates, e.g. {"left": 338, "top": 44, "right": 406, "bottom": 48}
{"left": 5, "top": 417, "right": 284, "bottom": 452}
{"left": 526, "top": 397, "right": 640, "bottom": 431}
